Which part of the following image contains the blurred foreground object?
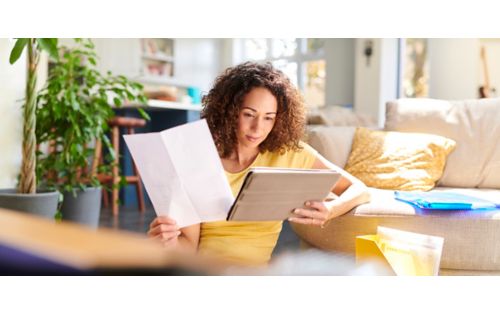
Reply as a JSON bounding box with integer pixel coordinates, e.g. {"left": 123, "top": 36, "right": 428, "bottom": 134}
{"left": 0, "top": 208, "right": 436, "bottom": 276}
{"left": 225, "top": 249, "right": 393, "bottom": 276}
{"left": 0, "top": 208, "right": 229, "bottom": 275}
{"left": 356, "top": 226, "right": 444, "bottom": 276}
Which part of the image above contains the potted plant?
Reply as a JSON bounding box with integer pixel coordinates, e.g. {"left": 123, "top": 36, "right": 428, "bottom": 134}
{"left": 0, "top": 38, "right": 61, "bottom": 219}
{"left": 35, "top": 38, "right": 148, "bottom": 228}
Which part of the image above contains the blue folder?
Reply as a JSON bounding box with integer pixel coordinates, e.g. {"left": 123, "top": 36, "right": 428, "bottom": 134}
{"left": 394, "top": 191, "right": 500, "bottom": 210}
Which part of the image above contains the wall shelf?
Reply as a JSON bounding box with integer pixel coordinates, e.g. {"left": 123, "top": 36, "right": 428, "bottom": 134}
{"left": 140, "top": 38, "right": 175, "bottom": 79}
{"left": 141, "top": 53, "right": 174, "bottom": 63}
{"left": 133, "top": 75, "right": 191, "bottom": 89}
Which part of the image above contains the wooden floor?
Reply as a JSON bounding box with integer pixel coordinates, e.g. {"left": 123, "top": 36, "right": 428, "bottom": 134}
{"left": 98, "top": 205, "right": 156, "bottom": 234}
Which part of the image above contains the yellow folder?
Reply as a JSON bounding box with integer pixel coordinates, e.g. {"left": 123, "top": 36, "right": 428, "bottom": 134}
{"left": 355, "top": 227, "right": 444, "bottom": 276}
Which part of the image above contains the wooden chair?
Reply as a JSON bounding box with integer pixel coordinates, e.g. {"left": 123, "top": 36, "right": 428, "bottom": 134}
{"left": 93, "top": 116, "right": 147, "bottom": 215}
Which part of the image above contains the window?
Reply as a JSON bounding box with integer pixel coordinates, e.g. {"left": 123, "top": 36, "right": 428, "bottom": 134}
{"left": 303, "top": 59, "right": 326, "bottom": 108}
{"left": 245, "top": 39, "right": 268, "bottom": 60}
{"left": 402, "top": 38, "right": 429, "bottom": 98}
{"left": 239, "top": 38, "right": 326, "bottom": 108}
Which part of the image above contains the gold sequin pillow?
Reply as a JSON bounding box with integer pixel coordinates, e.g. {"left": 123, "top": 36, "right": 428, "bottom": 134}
{"left": 345, "top": 127, "right": 456, "bottom": 191}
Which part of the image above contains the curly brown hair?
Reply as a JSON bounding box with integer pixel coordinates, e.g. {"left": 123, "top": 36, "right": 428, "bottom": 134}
{"left": 201, "top": 62, "right": 306, "bottom": 158}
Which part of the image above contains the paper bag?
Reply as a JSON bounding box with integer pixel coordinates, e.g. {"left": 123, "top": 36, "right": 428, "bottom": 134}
{"left": 356, "top": 226, "right": 444, "bottom": 276}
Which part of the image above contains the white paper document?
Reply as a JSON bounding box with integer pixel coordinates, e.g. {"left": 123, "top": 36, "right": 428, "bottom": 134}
{"left": 123, "top": 119, "right": 234, "bottom": 227}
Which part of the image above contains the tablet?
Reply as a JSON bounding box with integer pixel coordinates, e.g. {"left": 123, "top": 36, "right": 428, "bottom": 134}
{"left": 226, "top": 167, "right": 341, "bottom": 221}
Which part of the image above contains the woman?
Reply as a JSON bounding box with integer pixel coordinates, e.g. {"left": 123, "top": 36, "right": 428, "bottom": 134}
{"left": 148, "top": 62, "right": 370, "bottom": 266}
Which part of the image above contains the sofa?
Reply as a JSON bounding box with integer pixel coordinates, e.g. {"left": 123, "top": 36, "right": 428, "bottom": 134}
{"left": 292, "top": 98, "right": 500, "bottom": 275}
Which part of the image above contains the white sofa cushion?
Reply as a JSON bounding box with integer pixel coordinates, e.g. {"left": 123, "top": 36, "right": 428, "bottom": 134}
{"left": 385, "top": 98, "right": 500, "bottom": 189}
{"left": 306, "top": 126, "right": 355, "bottom": 168}
{"left": 307, "top": 106, "right": 377, "bottom": 127}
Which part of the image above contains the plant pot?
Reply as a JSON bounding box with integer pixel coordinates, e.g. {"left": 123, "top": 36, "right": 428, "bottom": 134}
{"left": 60, "top": 186, "right": 102, "bottom": 229}
{"left": 0, "top": 188, "right": 60, "bottom": 220}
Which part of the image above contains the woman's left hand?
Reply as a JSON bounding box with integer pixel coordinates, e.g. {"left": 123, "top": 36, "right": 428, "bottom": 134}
{"left": 288, "top": 199, "right": 340, "bottom": 227}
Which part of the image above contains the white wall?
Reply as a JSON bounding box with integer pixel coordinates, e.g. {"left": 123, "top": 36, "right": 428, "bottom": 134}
{"left": 379, "top": 39, "right": 399, "bottom": 124}
{"left": 56, "top": 38, "right": 143, "bottom": 79}
{"left": 427, "top": 39, "right": 480, "bottom": 100}
{"left": 173, "top": 39, "right": 223, "bottom": 93}
{"left": 482, "top": 40, "right": 500, "bottom": 96}
{"left": 92, "top": 38, "right": 142, "bottom": 78}
{"left": 324, "top": 39, "right": 355, "bottom": 107}
{"left": 219, "top": 39, "right": 239, "bottom": 71}
{"left": 354, "top": 38, "right": 399, "bottom": 127}
{"left": 0, "top": 39, "right": 26, "bottom": 188}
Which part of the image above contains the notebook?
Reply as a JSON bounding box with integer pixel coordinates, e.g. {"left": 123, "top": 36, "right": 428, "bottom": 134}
{"left": 227, "top": 167, "right": 341, "bottom": 221}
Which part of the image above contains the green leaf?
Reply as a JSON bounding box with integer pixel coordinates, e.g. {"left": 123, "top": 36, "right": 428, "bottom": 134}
{"left": 54, "top": 210, "right": 63, "bottom": 222}
{"left": 37, "top": 38, "right": 59, "bottom": 60}
{"left": 111, "top": 88, "right": 124, "bottom": 98}
{"left": 137, "top": 107, "right": 150, "bottom": 121}
{"left": 83, "top": 39, "right": 95, "bottom": 49}
{"left": 118, "top": 175, "right": 127, "bottom": 188}
{"left": 102, "top": 135, "right": 115, "bottom": 161}
{"left": 138, "top": 95, "right": 148, "bottom": 104}
{"left": 131, "top": 82, "right": 143, "bottom": 90}
{"left": 58, "top": 192, "right": 64, "bottom": 204}
{"left": 9, "top": 38, "right": 29, "bottom": 64}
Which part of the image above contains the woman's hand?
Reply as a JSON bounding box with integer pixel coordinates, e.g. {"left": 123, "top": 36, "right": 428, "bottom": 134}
{"left": 288, "top": 198, "right": 341, "bottom": 227}
{"left": 147, "top": 216, "right": 182, "bottom": 249}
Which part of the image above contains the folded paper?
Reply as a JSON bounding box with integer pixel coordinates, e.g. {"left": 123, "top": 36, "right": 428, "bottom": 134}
{"left": 124, "top": 119, "right": 234, "bottom": 227}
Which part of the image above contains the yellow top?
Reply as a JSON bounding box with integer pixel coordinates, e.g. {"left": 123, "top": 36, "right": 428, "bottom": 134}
{"left": 198, "top": 141, "right": 318, "bottom": 266}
